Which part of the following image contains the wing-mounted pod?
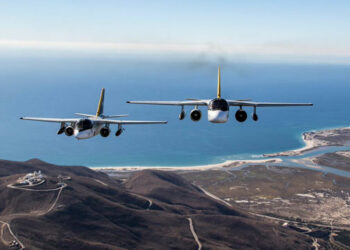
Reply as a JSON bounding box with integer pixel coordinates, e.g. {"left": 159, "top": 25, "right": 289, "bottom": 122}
{"left": 252, "top": 106, "right": 258, "bottom": 121}
{"left": 116, "top": 124, "right": 124, "bottom": 136}
{"left": 57, "top": 122, "right": 66, "bottom": 135}
{"left": 179, "top": 106, "right": 186, "bottom": 120}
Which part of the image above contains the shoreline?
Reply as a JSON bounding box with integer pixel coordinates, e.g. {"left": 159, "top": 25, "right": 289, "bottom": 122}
{"left": 263, "top": 133, "right": 317, "bottom": 157}
{"left": 91, "top": 126, "right": 350, "bottom": 173}
{"left": 91, "top": 158, "right": 283, "bottom": 172}
{"left": 264, "top": 126, "right": 350, "bottom": 158}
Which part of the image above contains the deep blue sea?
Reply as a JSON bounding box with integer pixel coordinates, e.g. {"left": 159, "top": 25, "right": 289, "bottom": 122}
{"left": 0, "top": 56, "right": 349, "bottom": 167}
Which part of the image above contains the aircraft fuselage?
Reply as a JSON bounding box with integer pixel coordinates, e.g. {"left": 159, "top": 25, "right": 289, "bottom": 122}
{"left": 207, "top": 98, "right": 229, "bottom": 123}
{"left": 73, "top": 119, "right": 104, "bottom": 140}
{"left": 21, "top": 88, "right": 167, "bottom": 140}
{"left": 207, "top": 110, "right": 229, "bottom": 123}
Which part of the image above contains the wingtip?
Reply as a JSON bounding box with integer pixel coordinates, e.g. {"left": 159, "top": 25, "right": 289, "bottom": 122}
{"left": 126, "top": 101, "right": 130, "bottom": 103}
{"left": 20, "top": 117, "right": 23, "bottom": 120}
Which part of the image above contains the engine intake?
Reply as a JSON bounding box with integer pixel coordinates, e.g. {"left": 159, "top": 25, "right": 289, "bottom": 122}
{"left": 190, "top": 109, "right": 202, "bottom": 122}
{"left": 100, "top": 127, "right": 110, "bottom": 137}
{"left": 235, "top": 110, "right": 247, "bottom": 122}
{"left": 65, "top": 126, "right": 74, "bottom": 136}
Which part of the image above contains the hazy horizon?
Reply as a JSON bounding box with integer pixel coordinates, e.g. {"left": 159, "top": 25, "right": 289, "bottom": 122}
{"left": 1, "top": 1, "right": 350, "bottom": 64}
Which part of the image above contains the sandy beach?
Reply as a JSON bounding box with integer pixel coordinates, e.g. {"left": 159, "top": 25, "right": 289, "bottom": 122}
{"left": 264, "top": 127, "right": 350, "bottom": 157}
{"left": 263, "top": 133, "right": 317, "bottom": 157}
{"left": 92, "top": 127, "right": 350, "bottom": 174}
{"left": 91, "top": 158, "right": 283, "bottom": 173}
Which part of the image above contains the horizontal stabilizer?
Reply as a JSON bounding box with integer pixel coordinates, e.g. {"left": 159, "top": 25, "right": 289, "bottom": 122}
{"left": 75, "top": 113, "right": 129, "bottom": 119}
{"left": 74, "top": 113, "right": 96, "bottom": 118}
{"left": 101, "top": 115, "right": 129, "bottom": 118}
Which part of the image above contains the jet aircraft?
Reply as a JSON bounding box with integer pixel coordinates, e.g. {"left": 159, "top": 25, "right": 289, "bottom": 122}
{"left": 21, "top": 88, "right": 167, "bottom": 139}
{"left": 127, "top": 67, "right": 313, "bottom": 123}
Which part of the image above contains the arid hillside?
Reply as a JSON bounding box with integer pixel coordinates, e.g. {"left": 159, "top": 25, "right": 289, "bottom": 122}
{"left": 0, "top": 159, "right": 322, "bottom": 249}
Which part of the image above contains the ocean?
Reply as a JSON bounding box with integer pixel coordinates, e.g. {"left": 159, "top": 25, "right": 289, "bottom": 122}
{"left": 0, "top": 55, "right": 349, "bottom": 167}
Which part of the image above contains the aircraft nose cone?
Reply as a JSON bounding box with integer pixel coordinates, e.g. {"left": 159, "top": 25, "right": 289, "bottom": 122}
{"left": 75, "top": 130, "right": 89, "bottom": 140}
{"left": 75, "top": 129, "right": 94, "bottom": 140}
{"left": 75, "top": 133, "right": 83, "bottom": 140}
{"left": 208, "top": 111, "right": 228, "bottom": 123}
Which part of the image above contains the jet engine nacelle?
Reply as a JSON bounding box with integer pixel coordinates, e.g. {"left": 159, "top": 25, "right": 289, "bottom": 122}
{"left": 190, "top": 109, "right": 202, "bottom": 122}
{"left": 65, "top": 126, "right": 74, "bottom": 136}
{"left": 100, "top": 127, "right": 111, "bottom": 137}
{"left": 235, "top": 110, "right": 247, "bottom": 122}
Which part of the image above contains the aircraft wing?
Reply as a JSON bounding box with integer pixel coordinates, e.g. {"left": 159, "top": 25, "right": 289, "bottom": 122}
{"left": 127, "top": 100, "right": 209, "bottom": 106}
{"left": 20, "top": 117, "right": 79, "bottom": 123}
{"left": 101, "top": 119, "right": 168, "bottom": 125}
{"left": 227, "top": 100, "right": 313, "bottom": 107}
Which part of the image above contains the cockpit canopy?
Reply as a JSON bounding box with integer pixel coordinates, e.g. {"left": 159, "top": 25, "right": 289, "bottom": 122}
{"left": 77, "top": 119, "right": 93, "bottom": 131}
{"left": 208, "top": 98, "right": 229, "bottom": 111}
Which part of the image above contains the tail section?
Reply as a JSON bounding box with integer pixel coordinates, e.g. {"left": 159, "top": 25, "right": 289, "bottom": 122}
{"left": 217, "top": 66, "right": 221, "bottom": 99}
{"left": 96, "top": 88, "right": 105, "bottom": 117}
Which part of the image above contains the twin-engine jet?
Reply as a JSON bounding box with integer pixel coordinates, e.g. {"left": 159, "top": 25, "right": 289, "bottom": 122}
{"left": 127, "top": 67, "right": 313, "bottom": 123}
{"left": 20, "top": 88, "right": 167, "bottom": 140}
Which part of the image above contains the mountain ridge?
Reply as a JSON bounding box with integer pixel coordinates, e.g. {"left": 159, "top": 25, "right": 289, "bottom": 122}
{"left": 0, "top": 159, "right": 323, "bottom": 249}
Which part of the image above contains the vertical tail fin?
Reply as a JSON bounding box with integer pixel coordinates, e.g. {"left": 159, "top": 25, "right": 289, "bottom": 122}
{"left": 217, "top": 66, "right": 221, "bottom": 99}
{"left": 96, "top": 88, "right": 105, "bottom": 117}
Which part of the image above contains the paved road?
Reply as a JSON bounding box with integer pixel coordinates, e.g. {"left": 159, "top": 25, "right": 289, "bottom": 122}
{"left": 312, "top": 238, "right": 320, "bottom": 250}
{"left": 7, "top": 183, "right": 66, "bottom": 192}
{"left": 329, "top": 220, "right": 350, "bottom": 250}
{"left": 197, "top": 184, "right": 350, "bottom": 230}
{"left": 194, "top": 184, "right": 232, "bottom": 207}
{"left": 132, "top": 193, "right": 153, "bottom": 210}
{"left": 38, "top": 184, "right": 66, "bottom": 215}
{"left": 0, "top": 223, "right": 9, "bottom": 246}
{"left": 0, "top": 178, "right": 69, "bottom": 249}
{"left": 197, "top": 185, "right": 350, "bottom": 249}
{"left": 0, "top": 220, "right": 25, "bottom": 249}
{"left": 187, "top": 218, "right": 202, "bottom": 250}
{"left": 94, "top": 179, "right": 108, "bottom": 186}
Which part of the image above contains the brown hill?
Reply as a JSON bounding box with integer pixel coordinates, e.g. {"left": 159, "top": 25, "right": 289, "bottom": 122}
{"left": 0, "top": 159, "right": 323, "bottom": 249}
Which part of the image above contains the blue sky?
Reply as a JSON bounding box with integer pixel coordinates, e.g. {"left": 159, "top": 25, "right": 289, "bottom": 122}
{"left": 1, "top": 1, "right": 350, "bottom": 63}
